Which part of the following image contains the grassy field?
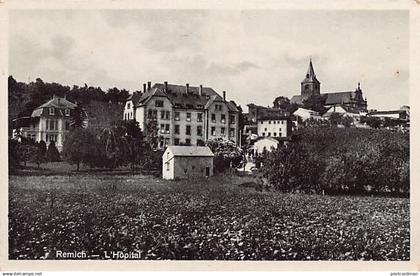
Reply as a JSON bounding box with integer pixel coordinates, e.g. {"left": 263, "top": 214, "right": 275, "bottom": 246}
{"left": 9, "top": 172, "right": 410, "bottom": 260}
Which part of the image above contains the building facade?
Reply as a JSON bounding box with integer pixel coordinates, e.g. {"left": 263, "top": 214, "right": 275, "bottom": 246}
{"left": 290, "top": 59, "right": 368, "bottom": 112}
{"left": 124, "top": 82, "right": 240, "bottom": 148}
{"left": 12, "top": 96, "right": 78, "bottom": 151}
{"left": 257, "top": 114, "right": 291, "bottom": 138}
{"left": 162, "top": 146, "right": 214, "bottom": 180}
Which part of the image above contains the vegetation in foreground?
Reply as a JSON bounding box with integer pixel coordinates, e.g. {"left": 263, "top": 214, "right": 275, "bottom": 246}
{"left": 9, "top": 174, "right": 409, "bottom": 260}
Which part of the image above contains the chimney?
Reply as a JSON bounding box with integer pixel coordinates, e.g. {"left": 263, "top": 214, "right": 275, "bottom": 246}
{"left": 199, "top": 85, "right": 203, "bottom": 96}
{"left": 186, "top": 83, "right": 189, "bottom": 94}
{"left": 143, "top": 83, "right": 147, "bottom": 93}
{"left": 164, "top": 81, "right": 168, "bottom": 93}
{"left": 147, "top": 81, "right": 151, "bottom": 90}
{"left": 223, "top": 91, "right": 226, "bottom": 101}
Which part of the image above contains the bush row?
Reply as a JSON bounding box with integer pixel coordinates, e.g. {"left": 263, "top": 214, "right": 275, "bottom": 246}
{"left": 262, "top": 128, "right": 409, "bottom": 196}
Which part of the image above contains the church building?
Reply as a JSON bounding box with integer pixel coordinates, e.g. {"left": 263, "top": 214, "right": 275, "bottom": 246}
{"left": 290, "top": 59, "right": 368, "bottom": 112}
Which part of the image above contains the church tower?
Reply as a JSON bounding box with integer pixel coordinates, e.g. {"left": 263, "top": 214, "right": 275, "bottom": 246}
{"left": 301, "top": 59, "right": 321, "bottom": 100}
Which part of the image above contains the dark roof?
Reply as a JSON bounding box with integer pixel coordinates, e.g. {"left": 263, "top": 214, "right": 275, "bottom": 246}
{"left": 258, "top": 108, "right": 289, "bottom": 120}
{"left": 226, "top": 100, "right": 239, "bottom": 112}
{"left": 127, "top": 92, "right": 143, "bottom": 105}
{"left": 323, "top": 91, "right": 354, "bottom": 105}
{"left": 32, "top": 97, "right": 77, "bottom": 117}
{"left": 291, "top": 91, "right": 356, "bottom": 106}
{"left": 37, "top": 97, "right": 77, "bottom": 109}
{"left": 134, "top": 83, "right": 238, "bottom": 112}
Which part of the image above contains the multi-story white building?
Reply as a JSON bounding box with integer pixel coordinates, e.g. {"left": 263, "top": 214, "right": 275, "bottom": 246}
{"left": 123, "top": 82, "right": 240, "bottom": 148}
{"left": 257, "top": 114, "right": 291, "bottom": 138}
{"left": 12, "top": 96, "right": 77, "bottom": 151}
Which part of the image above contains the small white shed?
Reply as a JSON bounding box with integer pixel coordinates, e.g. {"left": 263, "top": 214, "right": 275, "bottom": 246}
{"left": 162, "top": 146, "right": 214, "bottom": 180}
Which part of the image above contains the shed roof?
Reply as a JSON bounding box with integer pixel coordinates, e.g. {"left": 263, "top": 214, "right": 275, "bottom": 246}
{"left": 166, "top": 146, "right": 214, "bottom": 157}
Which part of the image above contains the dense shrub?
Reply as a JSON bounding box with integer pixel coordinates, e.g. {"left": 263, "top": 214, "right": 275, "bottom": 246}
{"left": 263, "top": 128, "right": 409, "bottom": 196}
{"left": 262, "top": 143, "right": 324, "bottom": 193}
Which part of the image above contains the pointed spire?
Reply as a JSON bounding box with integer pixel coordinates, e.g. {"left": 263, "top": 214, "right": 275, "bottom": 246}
{"left": 306, "top": 58, "right": 316, "bottom": 78}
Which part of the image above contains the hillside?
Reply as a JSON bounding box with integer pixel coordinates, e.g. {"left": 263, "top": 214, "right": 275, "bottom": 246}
{"left": 8, "top": 76, "right": 130, "bottom": 133}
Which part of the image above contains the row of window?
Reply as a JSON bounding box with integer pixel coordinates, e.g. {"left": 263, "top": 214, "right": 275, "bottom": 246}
{"left": 173, "top": 125, "right": 203, "bottom": 136}
{"left": 261, "top": 120, "right": 286, "bottom": 125}
{"left": 160, "top": 124, "right": 236, "bottom": 137}
{"left": 148, "top": 110, "right": 174, "bottom": 120}
{"left": 173, "top": 138, "right": 204, "bottom": 146}
{"left": 46, "top": 134, "right": 58, "bottom": 142}
{"left": 147, "top": 110, "right": 236, "bottom": 124}
{"left": 211, "top": 127, "right": 236, "bottom": 137}
{"left": 125, "top": 112, "right": 133, "bottom": 120}
{"left": 262, "top": 132, "right": 282, "bottom": 137}
{"left": 45, "top": 120, "right": 70, "bottom": 131}
{"left": 211, "top": 113, "right": 236, "bottom": 124}
{"left": 263, "top": 127, "right": 284, "bottom": 132}
{"left": 48, "top": 107, "right": 70, "bottom": 116}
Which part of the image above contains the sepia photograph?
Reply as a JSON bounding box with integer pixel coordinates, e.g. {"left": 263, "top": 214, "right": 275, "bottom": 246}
{"left": 5, "top": 6, "right": 413, "bottom": 266}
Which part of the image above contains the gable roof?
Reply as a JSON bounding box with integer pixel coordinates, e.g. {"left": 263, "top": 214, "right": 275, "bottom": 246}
{"left": 136, "top": 83, "right": 227, "bottom": 110}
{"left": 226, "top": 100, "right": 239, "bottom": 112}
{"left": 290, "top": 91, "right": 356, "bottom": 106}
{"left": 31, "top": 97, "right": 77, "bottom": 117}
{"left": 37, "top": 97, "right": 77, "bottom": 109}
{"left": 293, "top": 107, "right": 319, "bottom": 115}
{"left": 323, "top": 91, "right": 354, "bottom": 105}
{"left": 127, "top": 92, "right": 143, "bottom": 105}
{"left": 166, "top": 146, "right": 214, "bottom": 157}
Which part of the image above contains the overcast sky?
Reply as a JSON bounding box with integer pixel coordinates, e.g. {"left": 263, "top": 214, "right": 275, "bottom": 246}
{"left": 9, "top": 10, "right": 408, "bottom": 110}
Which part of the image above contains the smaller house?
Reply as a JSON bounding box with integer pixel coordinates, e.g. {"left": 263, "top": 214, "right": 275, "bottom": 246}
{"left": 162, "top": 146, "right": 214, "bottom": 180}
{"left": 293, "top": 107, "right": 321, "bottom": 121}
{"left": 323, "top": 105, "right": 361, "bottom": 120}
{"left": 253, "top": 137, "right": 290, "bottom": 155}
{"left": 367, "top": 109, "right": 409, "bottom": 121}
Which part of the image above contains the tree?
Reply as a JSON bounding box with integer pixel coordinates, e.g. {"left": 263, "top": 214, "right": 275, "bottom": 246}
{"left": 328, "top": 112, "right": 343, "bottom": 126}
{"left": 70, "top": 104, "right": 88, "bottom": 129}
{"left": 31, "top": 141, "right": 47, "bottom": 168}
{"left": 46, "top": 141, "right": 61, "bottom": 162}
{"left": 62, "top": 128, "right": 97, "bottom": 171}
{"left": 342, "top": 116, "right": 354, "bottom": 128}
{"left": 302, "top": 94, "right": 327, "bottom": 115}
{"left": 262, "top": 142, "right": 324, "bottom": 193}
{"left": 273, "top": 96, "right": 299, "bottom": 113}
{"left": 145, "top": 116, "right": 159, "bottom": 150}
{"left": 206, "top": 138, "right": 243, "bottom": 172}
{"left": 365, "top": 116, "right": 382, "bottom": 129}
{"left": 273, "top": 96, "right": 290, "bottom": 110}
{"left": 112, "top": 120, "right": 145, "bottom": 173}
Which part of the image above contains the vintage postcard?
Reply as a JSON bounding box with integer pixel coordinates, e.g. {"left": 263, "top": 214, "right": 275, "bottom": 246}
{"left": 0, "top": 0, "right": 419, "bottom": 272}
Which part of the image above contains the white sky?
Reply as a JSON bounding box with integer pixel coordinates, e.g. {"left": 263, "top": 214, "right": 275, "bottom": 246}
{"left": 9, "top": 10, "right": 408, "bottom": 110}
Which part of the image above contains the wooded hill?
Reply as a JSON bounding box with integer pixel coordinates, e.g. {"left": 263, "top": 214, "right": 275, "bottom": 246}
{"left": 8, "top": 76, "right": 136, "bottom": 133}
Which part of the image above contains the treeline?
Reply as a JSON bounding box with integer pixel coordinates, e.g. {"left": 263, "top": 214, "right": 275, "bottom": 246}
{"left": 261, "top": 127, "right": 409, "bottom": 197}
{"left": 62, "top": 119, "right": 161, "bottom": 173}
{"left": 8, "top": 76, "right": 138, "bottom": 121}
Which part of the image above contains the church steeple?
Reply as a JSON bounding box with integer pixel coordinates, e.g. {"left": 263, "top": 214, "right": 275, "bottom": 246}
{"left": 306, "top": 58, "right": 316, "bottom": 79}
{"left": 301, "top": 58, "right": 321, "bottom": 99}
